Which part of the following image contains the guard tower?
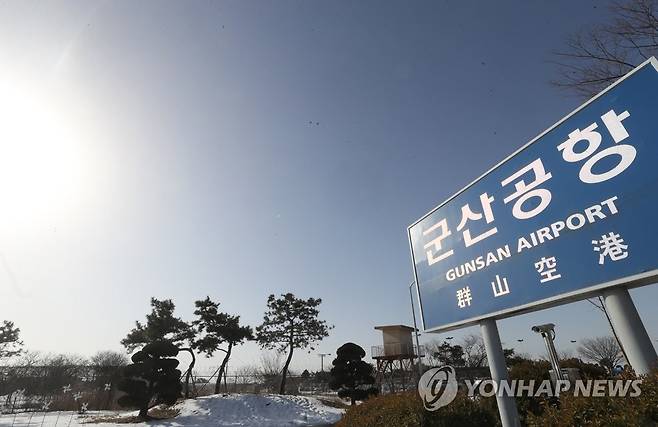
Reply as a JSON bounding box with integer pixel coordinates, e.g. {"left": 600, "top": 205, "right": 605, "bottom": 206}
{"left": 371, "top": 325, "right": 424, "bottom": 393}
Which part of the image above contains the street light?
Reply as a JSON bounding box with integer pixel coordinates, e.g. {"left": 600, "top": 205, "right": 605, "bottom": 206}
{"left": 408, "top": 281, "right": 423, "bottom": 381}
{"left": 318, "top": 353, "right": 331, "bottom": 372}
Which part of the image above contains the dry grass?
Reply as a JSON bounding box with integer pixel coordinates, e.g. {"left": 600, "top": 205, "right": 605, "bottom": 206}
{"left": 82, "top": 406, "right": 180, "bottom": 424}
{"left": 316, "top": 396, "right": 350, "bottom": 410}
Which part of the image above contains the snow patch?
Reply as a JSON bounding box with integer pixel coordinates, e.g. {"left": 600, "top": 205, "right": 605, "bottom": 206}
{"left": 0, "top": 394, "right": 344, "bottom": 426}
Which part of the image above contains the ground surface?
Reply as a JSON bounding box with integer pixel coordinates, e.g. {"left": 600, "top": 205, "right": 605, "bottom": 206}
{"left": 0, "top": 394, "right": 344, "bottom": 426}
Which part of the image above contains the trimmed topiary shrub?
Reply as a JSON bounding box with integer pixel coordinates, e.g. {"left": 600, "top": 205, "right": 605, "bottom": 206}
{"left": 329, "top": 342, "right": 378, "bottom": 405}
{"left": 117, "top": 341, "right": 183, "bottom": 419}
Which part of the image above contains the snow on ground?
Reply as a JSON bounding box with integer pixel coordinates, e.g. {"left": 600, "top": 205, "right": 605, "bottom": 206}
{"left": 0, "top": 394, "right": 344, "bottom": 426}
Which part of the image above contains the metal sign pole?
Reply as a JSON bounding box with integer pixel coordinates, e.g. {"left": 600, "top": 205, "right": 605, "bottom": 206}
{"left": 480, "top": 318, "right": 520, "bottom": 427}
{"left": 601, "top": 287, "right": 657, "bottom": 375}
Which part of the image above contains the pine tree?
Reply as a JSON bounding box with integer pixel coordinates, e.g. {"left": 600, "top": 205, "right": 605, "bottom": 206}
{"left": 256, "top": 293, "right": 332, "bottom": 394}
{"left": 117, "top": 341, "right": 183, "bottom": 419}
{"left": 121, "top": 298, "right": 196, "bottom": 398}
{"left": 432, "top": 341, "right": 466, "bottom": 366}
{"left": 329, "top": 342, "right": 378, "bottom": 405}
{"left": 121, "top": 298, "right": 194, "bottom": 350}
{"left": 191, "top": 296, "right": 253, "bottom": 394}
{"left": 0, "top": 320, "right": 22, "bottom": 359}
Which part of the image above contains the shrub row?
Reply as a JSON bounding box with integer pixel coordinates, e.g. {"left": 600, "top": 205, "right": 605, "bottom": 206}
{"left": 337, "top": 367, "right": 658, "bottom": 427}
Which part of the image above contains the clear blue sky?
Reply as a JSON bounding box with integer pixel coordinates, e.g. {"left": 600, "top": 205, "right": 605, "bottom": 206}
{"left": 0, "top": 0, "right": 655, "bottom": 373}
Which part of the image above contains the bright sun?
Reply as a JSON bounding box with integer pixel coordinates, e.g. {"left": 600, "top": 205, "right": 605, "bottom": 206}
{"left": 0, "top": 82, "right": 89, "bottom": 231}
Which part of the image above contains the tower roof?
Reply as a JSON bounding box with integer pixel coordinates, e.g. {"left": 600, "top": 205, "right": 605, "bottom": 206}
{"left": 374, "top": 324, "right": 417, "bottom": 332}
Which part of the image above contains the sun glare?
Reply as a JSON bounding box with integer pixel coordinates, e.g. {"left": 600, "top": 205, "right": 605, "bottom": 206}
{"left": 0, "top": 82, "right": 89, "bottom": 231}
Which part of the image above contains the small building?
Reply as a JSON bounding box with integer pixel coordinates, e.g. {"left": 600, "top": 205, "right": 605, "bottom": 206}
{"left": 371, "top": 325, "right": 424, "bottom": 393}
{"left": 371, "top": 325, "right": 417, "bottom": 359}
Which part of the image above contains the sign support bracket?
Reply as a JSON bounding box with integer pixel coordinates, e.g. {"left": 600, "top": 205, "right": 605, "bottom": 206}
{"left": 601, "top": 287, "right": 657, "bottom": 374}
{"left": 480, "top": 318, "right": 520, "bottom": 427}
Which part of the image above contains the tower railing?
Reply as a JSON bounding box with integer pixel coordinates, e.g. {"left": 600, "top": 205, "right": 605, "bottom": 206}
{"left": 371, "top": 343, "right": 425, "bottom": 359}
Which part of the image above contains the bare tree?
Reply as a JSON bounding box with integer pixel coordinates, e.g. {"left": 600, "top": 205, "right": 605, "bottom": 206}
{"left": 578, "top": 336, "right": 624, "bottom": 373}
{"left": 256, "top": 352, "right": 284, "bottom": 392}
{"left": 1, "top": 351, "right": 41, "bottom": 399}
{"left": 462, "top": 334, "right": 488, "bottom": 367}
{"left": 424, "top": 340, "right": 443, "bottom": 366}
{"left": 232, "top": 365, "right": 258, "bottom": 392}
{"left": 586, "top": 297, "right": 630, "bottom": 363}
{"left": 90, "top": 351, "right": 128, "bottom": 404}
{"left": 552, "top": 0, "right": 658, "bottom": 97}
{"left": 258, "top": 352, "right": 283, "bottom": 378}
{"left": 90, "top": 350, "right": 129, "bottom": 367}
{"left": 10, "top": 350, "right": 41, "bottom": 367}
{"left": 558, "top": 350, "right": 574, "bottom": 360}
{"left": 90, "top": 350, "right": 129, "bottom": 386}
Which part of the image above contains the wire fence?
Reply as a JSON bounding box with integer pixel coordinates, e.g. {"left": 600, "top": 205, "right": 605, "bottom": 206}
{"left": 0, "top": 365, "right": 122, "bottom": 414}
{"left": 190, "top": 371, "right": 334, "bottom": 397}
{"left": 0, "top": 364, "right": 336, "bottom": 415}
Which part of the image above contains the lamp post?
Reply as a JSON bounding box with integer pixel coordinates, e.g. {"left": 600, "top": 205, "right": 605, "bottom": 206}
{"left": 318, "top": 353, "right": 331, "bottom": 372}
{"left": 408, "top": 281, "right": 423, "bottom": 380}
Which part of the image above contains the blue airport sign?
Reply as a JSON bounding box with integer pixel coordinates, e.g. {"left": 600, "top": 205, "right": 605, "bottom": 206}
{"left": 408, "top": 58, "right": 658, "bottom": 332}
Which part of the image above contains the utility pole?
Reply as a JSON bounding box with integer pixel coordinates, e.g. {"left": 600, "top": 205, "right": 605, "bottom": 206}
{"left": 318, "top": 353, "right": 331, "bottom": 372}
{"left": 409, "top": 281, "right": 423, "bottom": 381}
